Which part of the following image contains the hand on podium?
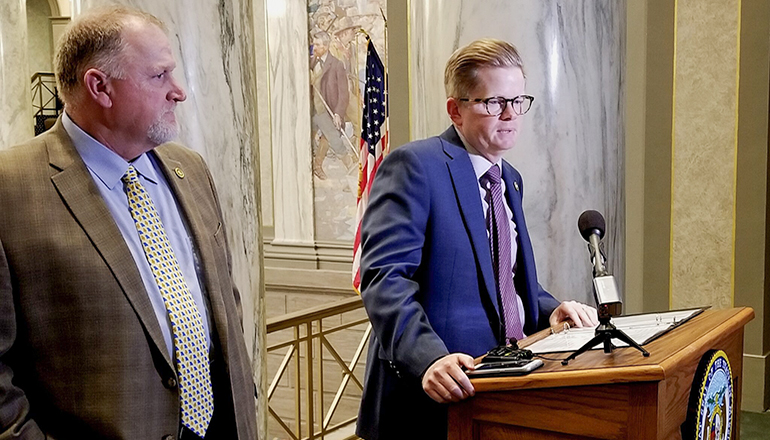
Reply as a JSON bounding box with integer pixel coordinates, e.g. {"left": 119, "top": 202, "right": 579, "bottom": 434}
{"left": 549, "top": 300, "right": 599, "bottom": 328}
{"left": 421, "top": 353, "right": 476, "bottom": 403}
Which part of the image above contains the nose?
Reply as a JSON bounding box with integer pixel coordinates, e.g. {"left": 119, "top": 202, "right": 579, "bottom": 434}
{"left": 169, "top": 75, "right": 187, "bottom": 102}
{"left": 499, "top": 100, "right": 516, "bottom": 120}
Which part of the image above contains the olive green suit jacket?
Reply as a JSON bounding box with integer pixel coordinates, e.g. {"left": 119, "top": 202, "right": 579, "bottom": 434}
{"left": 0, "top": 120, "right": 257, "bottom": 439}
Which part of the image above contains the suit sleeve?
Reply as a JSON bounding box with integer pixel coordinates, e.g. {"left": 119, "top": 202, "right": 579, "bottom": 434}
{"left": 0, "top": 238, "right": 45, "bottom": 439}
{"left": 536, "top": 283, "right": 560, "bottom": 328}
{"left": 515, "top": 176, "right": 560, "bottom": 329}
{"left": 360, "top": 148, "right": 449, "bottom": 379}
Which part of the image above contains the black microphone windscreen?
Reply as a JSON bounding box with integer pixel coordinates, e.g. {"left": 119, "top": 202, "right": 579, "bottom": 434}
{"left": 578, "top": 210, "right": 606, "bottom": 241}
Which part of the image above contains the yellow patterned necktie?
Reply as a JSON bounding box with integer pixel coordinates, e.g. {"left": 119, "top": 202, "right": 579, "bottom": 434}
{"left": 122, "top": 165, "right": 213, "bottom": 437}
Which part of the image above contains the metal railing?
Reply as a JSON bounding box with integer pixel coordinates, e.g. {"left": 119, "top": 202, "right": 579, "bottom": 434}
{"left": 266, "top": 296, "right": 370, "bottom": 440}
{"left": 30, "top": 72, "right": 62, "bottom": 135}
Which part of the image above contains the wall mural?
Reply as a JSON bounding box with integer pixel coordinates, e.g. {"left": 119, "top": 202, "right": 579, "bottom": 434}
{"left": 308, "top": 0, "right": 386, "bottom": 242}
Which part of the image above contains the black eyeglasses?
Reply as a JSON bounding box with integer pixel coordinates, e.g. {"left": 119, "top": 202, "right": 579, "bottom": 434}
{"left": 459, "top": 95, "right": 535, "bottom": 116}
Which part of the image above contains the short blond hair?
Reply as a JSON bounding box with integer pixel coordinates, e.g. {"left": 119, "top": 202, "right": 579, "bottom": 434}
{"left": 444, "top": 38, "right": 525, "bottom": 98}
{"left": 54, "top": 6, "right": 166, "bottom": 106}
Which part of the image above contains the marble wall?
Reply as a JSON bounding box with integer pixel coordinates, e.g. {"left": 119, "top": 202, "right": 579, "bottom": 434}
{"left": 265, "top": 0, "right": 315, "bottom": 245}
{"left": 1, "top": 0, "right": 34, "bottom": 148}
{"left": 410, "top": 0, "right": 626, "bottom": 306}
{"left": 76, "top": 0, "right": 265, "bottom": 435}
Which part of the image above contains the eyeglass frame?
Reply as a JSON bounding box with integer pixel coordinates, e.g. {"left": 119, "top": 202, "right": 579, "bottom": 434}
{"left": 458, "top": 95, "right": 535, "bottom": 116}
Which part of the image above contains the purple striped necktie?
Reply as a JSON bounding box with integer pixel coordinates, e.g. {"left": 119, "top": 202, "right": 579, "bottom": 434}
{"left": 480, "top": 164, "right": 524, "bottom": 342}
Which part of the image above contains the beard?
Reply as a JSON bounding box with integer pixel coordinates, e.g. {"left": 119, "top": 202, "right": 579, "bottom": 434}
{"left": 146, "top": 110, "right": 179, "bottom": 145}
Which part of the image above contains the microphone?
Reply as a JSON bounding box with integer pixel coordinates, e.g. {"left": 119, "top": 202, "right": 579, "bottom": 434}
{"left": 577, "top": 210, "right": 621, "bottom": 316}
{"left": 578, "top": 210, "right": 608, "bottom": 277}
{"left": 562, "top": 210, "right": 650, "bottom": 364}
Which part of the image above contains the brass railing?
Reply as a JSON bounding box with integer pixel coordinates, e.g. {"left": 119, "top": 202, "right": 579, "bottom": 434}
{"left": 266, "top": 296, "right": 370, "bottom": 440}
{"left": 30, "top": 72, "right": 62, "bottom": 135}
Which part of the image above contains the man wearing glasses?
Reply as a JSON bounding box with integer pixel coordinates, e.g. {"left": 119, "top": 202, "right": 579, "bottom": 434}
{"left": 356, "top": 39, "right": 598, "bottom": 440}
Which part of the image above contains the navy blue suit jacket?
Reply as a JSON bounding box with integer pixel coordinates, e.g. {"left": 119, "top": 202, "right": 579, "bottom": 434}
{"left": 356, "top": 126, "right": 560, "bottom": 440}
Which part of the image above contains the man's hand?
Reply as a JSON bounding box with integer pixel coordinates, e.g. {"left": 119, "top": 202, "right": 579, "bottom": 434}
{"left": 421, "top": 353, "right": 476, "bottom": 404}
{"left": 549, "top": 300, "right": 599, "bottom": 328}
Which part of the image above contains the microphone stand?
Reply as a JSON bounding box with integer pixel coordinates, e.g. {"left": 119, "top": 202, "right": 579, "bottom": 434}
{"left": 564, "top": 212, "right": 651, "bottom": 365}
{"left": 560, "top": 302, "right": 650, "bottom": 366}
{"left": 561, "top": 241, "right": 650, "bottom": 365}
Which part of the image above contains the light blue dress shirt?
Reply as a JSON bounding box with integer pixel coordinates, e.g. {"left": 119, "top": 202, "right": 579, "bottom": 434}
{"left": 455, "top": 127, "right": 528, "bottom": 334}
{"left": 62, "top": 112, "right": 212, "bottom": 359}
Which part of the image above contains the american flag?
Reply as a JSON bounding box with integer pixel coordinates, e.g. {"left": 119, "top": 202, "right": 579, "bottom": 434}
{"left": 352, "top": 40, "right": 388, "bottom": 293}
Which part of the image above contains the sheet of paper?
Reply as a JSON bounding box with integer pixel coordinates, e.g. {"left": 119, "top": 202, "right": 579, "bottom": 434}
{"left": 525, "top": 308, "right": 703, "bottom": 354}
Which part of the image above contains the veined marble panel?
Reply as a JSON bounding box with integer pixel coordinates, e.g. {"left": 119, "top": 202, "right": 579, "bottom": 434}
{"left": 76, "top": 2, "right": 264, "bottom": 436}
{"left": 266, "top": 0, "right": 315, "bottom": 245}
{"left": 411, "top": 0, "right": 626, "bottom": 306}
{"left": 1, "top": 0, "right": 34, "bottom": 148}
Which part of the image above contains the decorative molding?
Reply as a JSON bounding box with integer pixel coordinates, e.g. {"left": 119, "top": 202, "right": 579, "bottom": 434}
{"left": 264, "top": 232, "right": 354, "bottom": 293}
{"left": 265, "top": 267, "right": 355, "bottom": 295}
{"left": 741, "top": 351, "right": 770, "bottom": 412}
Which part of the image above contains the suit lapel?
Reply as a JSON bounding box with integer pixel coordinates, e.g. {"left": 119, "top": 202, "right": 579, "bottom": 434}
{"left": 440, "top": 128, "right": 500, "bottom": 319}
{"left": 153, "top": 149, "right": 230, "bottom": 354}
{"left": 46, "top": 121, "right": 173, "bottom": 369}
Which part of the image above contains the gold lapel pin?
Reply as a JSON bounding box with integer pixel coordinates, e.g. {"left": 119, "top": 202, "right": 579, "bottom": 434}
{"left": 174, "top": 167, "right": 185, "bottom": 179}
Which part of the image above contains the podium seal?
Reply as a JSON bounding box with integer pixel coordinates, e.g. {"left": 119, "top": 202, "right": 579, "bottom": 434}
{"left": 683, "top": 349, "right": 733, "bottom": 440}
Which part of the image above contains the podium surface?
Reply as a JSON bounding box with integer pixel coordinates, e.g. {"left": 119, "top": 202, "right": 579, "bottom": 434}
{"left": 448, "top": 307, "right": 754, "bottom": 440}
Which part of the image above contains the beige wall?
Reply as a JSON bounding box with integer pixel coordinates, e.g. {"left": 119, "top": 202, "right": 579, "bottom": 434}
{"left": 671, "top": 0, "right": 740, "bottom": 310}
{"left": 55, "top": 0, "right": 68, "bottom": 16}
{"left": 734, "top": 0, "right": 770, "bottom": 413}
{"left": 27, "top": 0, "right": 54, "bottom": 77}
{"left": 628, "top": 0, "right": 770, "bottom": 411}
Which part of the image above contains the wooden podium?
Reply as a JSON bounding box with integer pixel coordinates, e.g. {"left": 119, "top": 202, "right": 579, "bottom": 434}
{"left": 447, "top": 307, "right": 754, "bottom": 440}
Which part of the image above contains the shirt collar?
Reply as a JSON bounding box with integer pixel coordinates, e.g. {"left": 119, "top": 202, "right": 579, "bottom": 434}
{"left": 453, "top": 125, "right": 503, "bottom": 182}
{"left": 62, "top": 111, "right": 160, "bottom": 189}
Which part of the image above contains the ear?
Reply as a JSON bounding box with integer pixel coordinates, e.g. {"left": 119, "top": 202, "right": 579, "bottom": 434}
{"left": 446, "top": 97, "right": 463, "bottom": 127}
{"left": 83, "top": 68, "right": 114, "bottom": 108}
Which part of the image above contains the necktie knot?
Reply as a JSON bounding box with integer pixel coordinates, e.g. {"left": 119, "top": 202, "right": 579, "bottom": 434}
{"left": 122, "top": 165, "right": 139, "bottom": 184}
{"left": 480, "top": 164, "right": 502, "bottom": 188}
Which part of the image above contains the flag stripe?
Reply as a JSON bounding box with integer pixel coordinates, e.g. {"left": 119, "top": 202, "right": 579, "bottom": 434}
{"left": 353, "top": 40, "right": 388, "bottom": 294}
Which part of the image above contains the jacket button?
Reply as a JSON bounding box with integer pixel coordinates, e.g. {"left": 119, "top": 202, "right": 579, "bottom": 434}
{"left": 165, "top": 377, "right": 177, "bottom": 389}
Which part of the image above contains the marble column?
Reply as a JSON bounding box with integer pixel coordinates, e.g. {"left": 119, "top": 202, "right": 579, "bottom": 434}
{"left": 265, "top": 0, "right": 315, "bottom": 245}
{"left": 77, "top": 0, "right": 265, "bottom": 436}
{"left": 410, "top": 0, "right": 626, "bottom": 306}
{"left": 0, "top": 0, "right": 34, "bottom": 148}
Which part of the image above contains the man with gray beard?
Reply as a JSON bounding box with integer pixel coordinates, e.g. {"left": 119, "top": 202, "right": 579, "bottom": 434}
{"left": 0, "top": 6, "right": 257, "bottom": 439}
